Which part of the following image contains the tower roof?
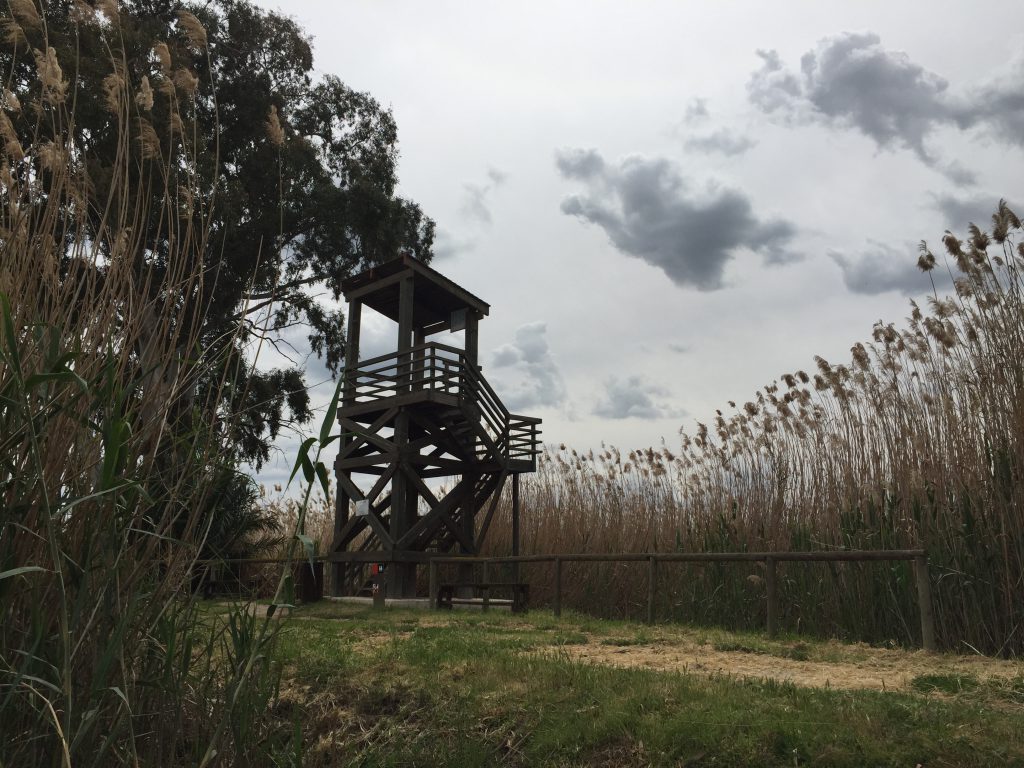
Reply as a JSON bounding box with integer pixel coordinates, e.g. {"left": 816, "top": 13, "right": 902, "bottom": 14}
{"left": 341, "top": 254, "right": 489, "bottom": 332}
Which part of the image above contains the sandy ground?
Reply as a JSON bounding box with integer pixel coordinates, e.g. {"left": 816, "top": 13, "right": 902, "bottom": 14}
{"left": 562, "top": 637, "right": 1023, "bottom": 692}
{"left": 219, "top": 602, "right": 1022, "bottom": 694}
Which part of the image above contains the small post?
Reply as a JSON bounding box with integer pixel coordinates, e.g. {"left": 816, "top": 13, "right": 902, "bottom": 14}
{"left": 647, "top": 556, "right": 657, "bottom": 625}
{"left": 481, "top": 560, "right": 490, "bottom": 612}
{"left": 512, "top": 474, "right": 521, "bottom": 584}
{"left": 553, "top": 557, "right": 563, "bottom": 618}
{"left": 429, "top": 559, "right": 439, "bottom": 609}
{"left": 914, "top": 554, "right": 937, "bottom": 652}
{"left": 765, "top": 556, "right": 777, "bottom": 638}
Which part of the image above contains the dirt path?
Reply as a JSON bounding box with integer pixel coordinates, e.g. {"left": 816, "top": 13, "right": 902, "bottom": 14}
{"left": 564, "top": 638, "right": 1023, "bottom": 693}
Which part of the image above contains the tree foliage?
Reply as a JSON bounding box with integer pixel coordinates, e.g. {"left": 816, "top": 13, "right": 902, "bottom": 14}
{"left": 1, "top": 0, "right": 434, "bottom": 466}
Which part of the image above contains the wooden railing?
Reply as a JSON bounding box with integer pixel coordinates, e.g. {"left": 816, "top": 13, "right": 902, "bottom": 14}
{"left": 428, "top": 549, "right": 937, "bottom": 651}
{"left": 343, "top": 342, "right": 542, "bottom": 464}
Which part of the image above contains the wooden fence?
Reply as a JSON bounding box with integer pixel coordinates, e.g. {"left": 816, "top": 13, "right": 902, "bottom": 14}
{"left": 428, "top": 550, "right": 937, "bottom": 651}
{"left": 192, "top": 549, "right": 937, "bottom": 651}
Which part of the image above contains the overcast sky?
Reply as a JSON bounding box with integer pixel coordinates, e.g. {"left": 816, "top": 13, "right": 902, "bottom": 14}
{"left": 251, "top": 0, "right": 1024, "bottom": 490}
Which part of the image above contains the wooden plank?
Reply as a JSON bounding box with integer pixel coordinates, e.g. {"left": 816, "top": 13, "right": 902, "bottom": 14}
{"left": 337, "top": 407, "right": 398, "bottom": 459}
{"left": 430, "top": 550, "right": 926, "bottom": 565}
{"left": 512, "top": 473, "right": 521, "bottom": 582}
{"left": 465, "top": 311, "right": 479, "bottom": 368}
{"left": 327, "top": 549, "right": 435, "bottom": 564}
{"left": 338, "top": 415, "right": 398, "bottom": 457}
{"left": 337, "top": 390, "right": 459, "bottom": 420}
{"left": 482, "top": 561, "right": 490, "bottom": 612}
{"left": 336, "top": 454, "right": 395, "bottom": 472}
{"left": 474, "top": 470, "right": 508, "bottom": 550}
{"left": 343, "top": 269, "right": 411, "bottom": 304}
{"left": 554, "top": 557, "right": 563, "bottom": 618}
{"left": 429, "top": 559, "right": 439, "bottom": 609}
{"left": 362, "top": 505, "right": 394, "bottom": 548}
{"left": 393, "top": 475, "right": 475, "bottom": 551}
{"left": 647, "top": 555, "right": 657, "bottom": 625}
{"left": 914, "top": 554, "right": 937, "bottom": 651}
{"left": 332, "top": 515, "right": 368, "bottom": 551}
{"left": 343, "top": 299, "right": 361, "bottom": 403}
{"left": 335, "top": 470, "right": 365, "bottom": 502}
{"left": 765, "top": 556, "right": 778, "bottom": 638}
{"left": 367, "top": 464, "right": 396, "bottom": 502}
{"left": 408, "top": 455, "right": 467, "bottom": 473}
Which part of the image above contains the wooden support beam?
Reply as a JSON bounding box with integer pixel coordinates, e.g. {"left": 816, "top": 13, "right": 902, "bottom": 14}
{"left": 394, "top": 474, "right": 476, "bottom": 550}
{"left": 554, "top": 557, "right": 563, "bottom": 618}
{"left": 647, "top": 556, "right": 658, "bottom": 625}
{"left": 334, "top": 470, "right": 365, "bottom": 502}
{"left": 336, "top": 454, "right": 397, "bottom": 472}
{"left": 343, "top": 269, "right": 411, "bottom": 304}
{"left": 429, "top": 559, "right": 439, "bottom": 609}
{"left": 465, "top": 312, "right": 479, "bottom": 368}
{"left": 337, "top": 407, "right": 398, "bottom": 459}
{"left": 914, "top": 554, "right": 937, "bottom": 651}
{"left": 334, "top": 299, "right": 362, "bottom": 591}
{"left": 343, "top": 299, "right": 361, "bottom": 403}
{"left": 332, "top": 515, "right": 368, "bottom": 551}
{"left": 765, "top": 556, "right": 778, "bottom": 638}
{"left": 474, "top": 470, "right": 508, "bottom": 550}
{"left": 396, "top": 276, "right": 414, "bottom": 393}
{"left": 366, "top": 465, "right": 396, "bottom": 502}
{"left": 512, "top": 473, "right": 521, "bottom": 582}
{"left": 338, "top": 415, "right": 399, "bottom": 457}
{"left": 362, "top": 505, "right": 394, "bottom": 549}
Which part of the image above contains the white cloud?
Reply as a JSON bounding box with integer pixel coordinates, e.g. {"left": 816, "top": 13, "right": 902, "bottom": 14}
{"left": 489, "top": 322, "right": 567, "bottom": 411}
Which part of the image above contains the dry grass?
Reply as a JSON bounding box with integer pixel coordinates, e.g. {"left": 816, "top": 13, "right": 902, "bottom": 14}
{"left": 483, "top": 206, "right": 1024, "bottom": 656}
{"left": 0, "top": 5, "right": 293, "bottom": 764}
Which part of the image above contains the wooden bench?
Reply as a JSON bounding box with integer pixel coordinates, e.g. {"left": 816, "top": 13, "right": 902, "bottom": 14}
{"left": 437, "top": 582, "right": 529, "bottom": 613}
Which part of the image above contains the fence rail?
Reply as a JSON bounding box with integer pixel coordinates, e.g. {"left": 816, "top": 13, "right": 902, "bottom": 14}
{"left": 428, "top": 549, "right": 937, "bottom": 651}
{"left": 191, "top": 549, "right": 937, "bottom": 651}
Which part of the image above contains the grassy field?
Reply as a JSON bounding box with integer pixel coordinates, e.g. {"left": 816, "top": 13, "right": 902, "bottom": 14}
{"left": 242, "top": 601, "right": 1024, "bottom": 767}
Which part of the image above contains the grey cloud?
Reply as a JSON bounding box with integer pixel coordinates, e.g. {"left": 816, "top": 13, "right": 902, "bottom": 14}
{"left": 667, "top": 342, "right": 690, "bottom": 354}
{"left": 684, "top": 97, "right": 709, "bottom": 123}
{"left": 492, "top": 346, "right": 520, "bottom": 367}
{"left": 354, "top": 319, "right": 399, "bottom": 362}
{"left": 684, "top": 128, "right": 756, "bottom": 156}
{"left": 748, "top": 33, "right": 1024, "bottom": 178}
{"left": 556, "top": 149, "right": 799, "bottom": 290}
{"left": 433, "top": 229, "right": 475, "bottom": 261}
{"left": 931, "top": 194, "right": 1014, "bottom": 232}
{"left": 829, "top": 240, "right": 946, "bottom": 296}
{"left": 965, "top": 52, "right": 1024, "bottom": 147}
{"left": 593, "top": 376, "right": 685, "bottom": 420}
{"left": 489, "top": 322, "right": 566, "bottom": 411}
{"left": 747, "top": 49, "right": 803, "bottom": 113}
{"left": 554, "top": 147, "right": 605, "bottom": 180}
{"left": 459, "top": 166, "right": 508, "bottom": 225}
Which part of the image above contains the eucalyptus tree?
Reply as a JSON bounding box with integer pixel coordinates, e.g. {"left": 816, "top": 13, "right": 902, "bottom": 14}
{"left": 1, "top": 0, "right": 434, "bottom": 466}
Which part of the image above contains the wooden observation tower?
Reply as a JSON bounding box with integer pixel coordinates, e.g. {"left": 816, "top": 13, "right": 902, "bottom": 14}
{"left": 331, "top": 255, "right": 542, "bottom": 598}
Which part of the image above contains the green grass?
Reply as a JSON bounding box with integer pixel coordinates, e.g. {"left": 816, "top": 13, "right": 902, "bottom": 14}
{"left": 255, "top": 602, "right": 1024, "bottom": 767}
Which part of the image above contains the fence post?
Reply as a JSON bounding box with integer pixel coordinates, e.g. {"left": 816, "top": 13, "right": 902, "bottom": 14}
{"left": 647, "top": 556, "right": 657, "bottom": 625}
{"left": 914, "top": 554, "right": 937, "bottom": 652}
{"left": 553, "top": 557, "right": 563, "bottom": 618}
{"left": 765, "top": 556, "right": 778, "bottom": 638}
{"left": 481, "top": 560, "right": 490, "bottom": 612}
{"left": 429, "top": 559, "right": 439, "bottom": 609}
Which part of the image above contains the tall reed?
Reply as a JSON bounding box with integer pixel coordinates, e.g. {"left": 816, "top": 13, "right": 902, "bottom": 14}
{"left": 0, "top": 4, "right": 293, "bottom": 763}
{"left": 487, "top": 205, "right": 1024, "bottom": 656}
